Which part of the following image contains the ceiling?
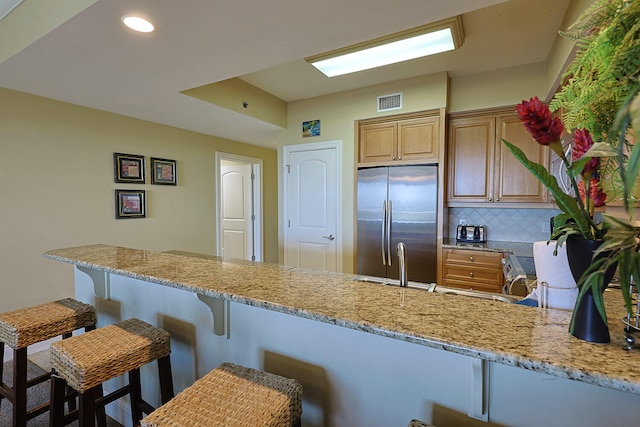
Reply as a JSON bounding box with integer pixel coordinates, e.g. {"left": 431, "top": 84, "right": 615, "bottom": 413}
{"left": 0, "top": 0, "right": 572, "bottom": 149}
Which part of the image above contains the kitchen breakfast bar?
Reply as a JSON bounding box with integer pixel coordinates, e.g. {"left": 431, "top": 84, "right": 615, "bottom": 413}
{"left": 45, "top": 244, "right": 640, "bottom": 427}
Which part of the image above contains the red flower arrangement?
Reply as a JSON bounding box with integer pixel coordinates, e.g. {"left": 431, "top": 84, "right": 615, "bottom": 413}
{"left": 516, "top": 97, "right": 564, "bottom": 151}
{"left": 503, "top": 96, "right": 606, "bottom": 241}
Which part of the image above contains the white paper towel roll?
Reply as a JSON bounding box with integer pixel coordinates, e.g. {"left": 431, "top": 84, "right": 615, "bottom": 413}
{"left": 533, "top": 241, "right": 576, "bottom": 289}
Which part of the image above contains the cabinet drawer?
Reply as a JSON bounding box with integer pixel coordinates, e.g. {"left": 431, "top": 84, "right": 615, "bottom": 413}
{"left": 441, "top": 278, "right": 503, "bottom": 294}
{"left": 443, "top": 249, "right": 503, "bottom": 268}
{"left": 443, "top": 264, "right": 503, "bottom": 284}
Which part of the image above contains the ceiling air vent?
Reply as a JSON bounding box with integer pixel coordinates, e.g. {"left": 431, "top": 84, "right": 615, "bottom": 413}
{"left": 377, "top": 92, "right": 403, "bottom": 112}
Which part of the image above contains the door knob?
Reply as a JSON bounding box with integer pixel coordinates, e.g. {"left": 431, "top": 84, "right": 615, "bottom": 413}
{"left": 323, "top": 234, "right": 335, "bottom": 240}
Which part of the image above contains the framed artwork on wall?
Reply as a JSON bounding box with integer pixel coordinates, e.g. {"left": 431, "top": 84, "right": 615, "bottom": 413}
{"left": 115, "top": 189, "right": 146, "bottom": 219}
{"left": 302, "top": 120, "right": 320, "bottom": 137}
{"left": 114, "top": 153, "right": 145, "bottom": 183}
{"left": 150, "top": 157, "right": 177, "bottom": 185}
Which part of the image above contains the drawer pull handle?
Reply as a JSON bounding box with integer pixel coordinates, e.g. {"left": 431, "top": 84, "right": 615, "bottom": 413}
{"left": 469, "top": 256, "right": 474, "bottom": 262}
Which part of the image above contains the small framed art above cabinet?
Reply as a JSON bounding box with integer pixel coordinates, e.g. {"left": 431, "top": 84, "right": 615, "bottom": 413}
{"left": 446, "top": 107, "right": 552, "bottom": 208}
{"left": 356, "top": 109, "right": 442, "bottom": 167}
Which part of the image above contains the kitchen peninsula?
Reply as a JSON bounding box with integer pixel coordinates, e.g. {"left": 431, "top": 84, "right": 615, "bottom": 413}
{"left": 45, "top": 244, "right": 640, "bottom": 427}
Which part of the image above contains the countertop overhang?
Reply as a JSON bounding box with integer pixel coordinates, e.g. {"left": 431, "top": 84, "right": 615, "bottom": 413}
{"left": 45, "top": 244, "right": 640, "bottom": 395}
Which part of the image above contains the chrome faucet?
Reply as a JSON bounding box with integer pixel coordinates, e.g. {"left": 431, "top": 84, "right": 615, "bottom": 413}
{"left": 397, "top": 242, "right": 407, "bottom": 287}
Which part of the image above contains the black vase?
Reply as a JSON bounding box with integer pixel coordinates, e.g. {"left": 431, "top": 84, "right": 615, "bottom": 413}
{"left": 565, "top": 234, "right": 615, "bottom": 344}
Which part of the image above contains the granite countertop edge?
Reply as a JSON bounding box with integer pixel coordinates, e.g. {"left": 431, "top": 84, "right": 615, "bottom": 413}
{"left": 44, "top": 244, "right": 640, "bottom": 395}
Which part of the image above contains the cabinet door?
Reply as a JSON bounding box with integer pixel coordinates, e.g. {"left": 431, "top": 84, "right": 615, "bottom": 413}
{"left": 495, "top": 114, "right": 549, "bottom": 203}
{"left": 398, "top": 117, "right": 439, "bottom": 161}
{"left": 359, "top": 122, "right": 397, "bottom": 163}
{"left": 447, "top": 117, "right": 495, "bottom": 202}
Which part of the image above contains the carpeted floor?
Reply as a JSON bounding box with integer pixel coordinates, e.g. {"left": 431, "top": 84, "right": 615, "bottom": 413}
{"left": 1, "top": 356, "right": 123, "bottom": 426}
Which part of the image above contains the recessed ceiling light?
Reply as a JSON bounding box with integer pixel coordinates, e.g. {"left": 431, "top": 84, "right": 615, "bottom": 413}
{"left": 122, "top": 15, "right": 155, "bottom": 33}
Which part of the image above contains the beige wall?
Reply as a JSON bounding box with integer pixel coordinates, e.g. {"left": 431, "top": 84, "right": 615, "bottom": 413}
{"left": 277, "top": 73, "right": 449, "bottom": 272}
{"left": 0, "top": 87, "right": 278, "bottom": 312}
{"left": 277, "top": 65, "right": 554, "bottom": 273}
{"left": 449, "top": 62, "right": 548, "bottom": 112}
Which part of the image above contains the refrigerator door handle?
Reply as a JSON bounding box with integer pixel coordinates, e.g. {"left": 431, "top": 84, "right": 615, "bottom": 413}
{"left": 387, "top": 200, "right": 392, "bottom": 266}
{"left": 381, "top": 200, "right": 387, "bottom": 265}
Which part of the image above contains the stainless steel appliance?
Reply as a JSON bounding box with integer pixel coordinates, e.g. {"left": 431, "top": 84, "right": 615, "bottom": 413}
{"left": 455, "top": 225, "right": 486, "bottom": 242}
{"left": 502, "top": 253, "right": 539, "bottom": 297}
{"left": 356, "top": 165, "right": 438, "bottom": 283}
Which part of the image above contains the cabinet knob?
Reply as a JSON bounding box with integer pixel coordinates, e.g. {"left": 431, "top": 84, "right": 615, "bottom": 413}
{"left": 469, "top": 256, "right": 474, "bottom": 262}
{"left": 488, "top": 197, "right": 493, "bottom": 202}
{"left": 469, "top": 272, "right": 474, "bottom": 277}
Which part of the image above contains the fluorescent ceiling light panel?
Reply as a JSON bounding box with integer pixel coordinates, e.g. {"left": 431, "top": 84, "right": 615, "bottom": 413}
{"left": 307, "top": 17, "right": 463, "bottom": 78}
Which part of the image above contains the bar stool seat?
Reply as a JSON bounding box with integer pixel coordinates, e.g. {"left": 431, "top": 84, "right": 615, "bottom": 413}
{"left": 141, "top": 362, "right": 302, "bottom": 427}
{"left": 49, "top": 318, "right": 174, "bottom": 426}
{"left": 0, "top": 298, "right": 96, "bottom": 426}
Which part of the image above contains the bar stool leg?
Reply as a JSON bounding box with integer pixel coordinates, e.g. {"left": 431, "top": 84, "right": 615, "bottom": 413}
{"left": 0, "top": 343, "right": 6, "bottom": 417}
{"left": 95, "top": 384, "right": 107, "bottom": 427}
{"left": 13, "top": 347, "right": 28, "bottom": 427}
{"left": 50, "top": 374, "right": 66, "bottom": 427}
{"left": 129, "top": 368, "right": 144, "bottom": 425}
{"left": 78, "top": 387, "right": 99, "bottom": 427}
{"left": 0, "top": 342, "right": 3, "bottom": 412}
{"left": 157, "top": 355, "right": 174, "bottom": 404}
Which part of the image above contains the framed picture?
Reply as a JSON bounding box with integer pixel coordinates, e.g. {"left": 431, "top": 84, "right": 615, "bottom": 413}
{"left": 150, "top": 157, "right": 177, "bottom": 185}
{"left": 114, "top": 153, "right": 145, "bottom": 183}
{"left": 302, "top": 120, "right": 320, "bottom": 137}
{"left": 115, "top": 189, "right": 146, "bottom": 219}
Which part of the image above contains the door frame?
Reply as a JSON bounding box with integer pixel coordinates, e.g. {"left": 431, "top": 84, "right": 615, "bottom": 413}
{"left": 215, "top": 152, "right": 263, "bottom": 261}
{"left": 282, "top": 140, "right": 343, "bottom": 271}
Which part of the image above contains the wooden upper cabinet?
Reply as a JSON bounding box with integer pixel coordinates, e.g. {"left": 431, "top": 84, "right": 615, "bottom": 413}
{"left": 447, "top": 109, "right": 550, "bottom": 206}
{"left": 358, "top": 113, "right": 439, "bottom": 165}
{"left": 359, "top": 122, "right": 398, "bottom": 163}
{"left": 447, "top": 116, "right": 495, "bottom": 203}
{"left": 495, "top": 113, "right": 549, "bottom": 203}
{"left": 397, "top": 117, "right": 439, "bottom": 161}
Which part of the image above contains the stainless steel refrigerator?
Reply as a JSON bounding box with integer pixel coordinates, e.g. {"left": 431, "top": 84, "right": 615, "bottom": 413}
{"left": 356, "top": 165, "right": 437, "bottom": 283}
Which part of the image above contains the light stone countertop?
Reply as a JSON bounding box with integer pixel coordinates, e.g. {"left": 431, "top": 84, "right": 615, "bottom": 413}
{"left": 45, "top": 244, "right": 640, "bottom": 395}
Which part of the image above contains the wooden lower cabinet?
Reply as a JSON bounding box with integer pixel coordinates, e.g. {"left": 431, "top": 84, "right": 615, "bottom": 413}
{"left": 442, "top": 248, "right": 504, "bottom": 293}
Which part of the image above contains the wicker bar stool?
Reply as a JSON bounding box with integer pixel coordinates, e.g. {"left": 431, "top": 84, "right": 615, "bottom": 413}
{"left": 140, "top": 362, "right": 302, "bottom": 427}
{"left": 49, "top": 318, "right": 174, "bottom": 427}
{"left": 0, "top": 298, "right": 97, "bottom": 426}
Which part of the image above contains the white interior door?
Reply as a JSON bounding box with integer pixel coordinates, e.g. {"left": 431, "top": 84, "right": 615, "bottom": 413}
{"left": 220, "top": 162, "right": 252, "bottom": 260}
{"left": 284, "top": 141, "right": 342, "bottom": 272}
{"left": 216, "top": 153, "right": 263, "bottom": 261}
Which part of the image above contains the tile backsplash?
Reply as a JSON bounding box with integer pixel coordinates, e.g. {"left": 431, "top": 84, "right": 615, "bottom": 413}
{"left": 448, "top": 207, "right": 561, "bottom": 243}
